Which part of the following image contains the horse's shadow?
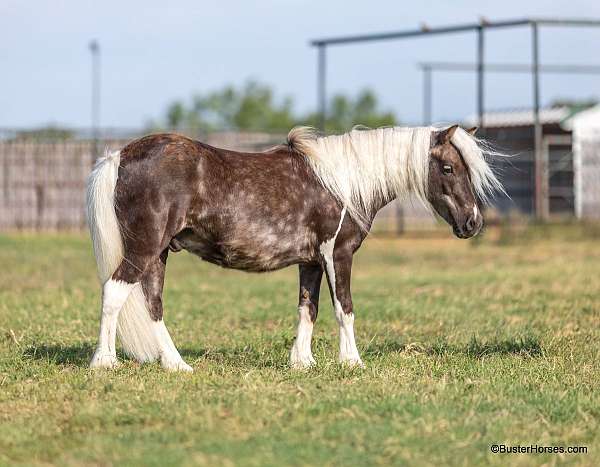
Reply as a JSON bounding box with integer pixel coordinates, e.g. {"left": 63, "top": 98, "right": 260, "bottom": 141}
{"left": 362, "top": 335, "right": 544, "bottom": 359}
{"left": 22, "top": 342, "right": 97, "bottom": 366}
{"left": 22, "top": 335, "right": 543, "bottom": 369}
{"left": 20, "top": 342, "right": 290, "bottom": 369}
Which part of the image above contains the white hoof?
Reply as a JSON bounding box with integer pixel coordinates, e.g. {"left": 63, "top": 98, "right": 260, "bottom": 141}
{"left": 339, "top": 357, "right": 365, "bottom": 368}
{"left": 290, "top": 344, "right": 316, "bottom": 369}
{"left": 290, "top": 354, "right": 316, "bottom": 369}
{"left": 161, "top": 357, "right": 193, "bottom": 372}
{"left": 90, "top": 352, "right": 119, "bottom": 369}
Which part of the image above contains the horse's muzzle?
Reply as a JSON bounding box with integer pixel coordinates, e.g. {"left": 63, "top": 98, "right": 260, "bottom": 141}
{"left": 453, "top": 213, "right": 484, "bottom": 239}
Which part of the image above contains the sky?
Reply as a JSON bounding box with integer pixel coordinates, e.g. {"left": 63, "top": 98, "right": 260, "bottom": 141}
{"left": 2, "top": 0, "right": 600, "bottom": 129}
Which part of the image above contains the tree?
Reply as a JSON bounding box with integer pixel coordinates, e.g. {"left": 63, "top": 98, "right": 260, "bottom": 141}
{"left": 304, "top": 89, "right": 397, "bottom": 132}
{"left": 155, "top": 81, "right": 296, "bottom": 133}
{"left": 155, "top": 81, "right": 398, "bottom": 133}
{"left": 549, "top": 98, "right": 598, "bottom": 114}
{"left": 166, "top": 101, "right": 187, "bottom": 129}
{"left": 15, "top": 126, "right": 75, "bottom": 140}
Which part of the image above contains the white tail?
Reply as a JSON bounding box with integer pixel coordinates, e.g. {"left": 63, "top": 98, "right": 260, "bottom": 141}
{"left": 86, "top": 150, "right": 161, "bottom": 362}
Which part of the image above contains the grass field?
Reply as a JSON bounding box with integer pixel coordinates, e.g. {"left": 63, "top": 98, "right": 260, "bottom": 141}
{"left": 1, "top": 226, "right": 599, "bottom": 466}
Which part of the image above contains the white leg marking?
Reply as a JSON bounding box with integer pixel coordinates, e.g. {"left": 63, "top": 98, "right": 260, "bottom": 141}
{"left": 333, "top": 304, "right": 363, "bottom": 367}
{"left": 90, "top": 279, "right": 135, "bottom": 369}
{"left": 154, "top": 320, "right": 193, "bottom": 372}
{"left": 290, "top": 303, "right": 316, "bottom": 369}
{"left": 319, "top": 207, "right": 364, "bottom": 367}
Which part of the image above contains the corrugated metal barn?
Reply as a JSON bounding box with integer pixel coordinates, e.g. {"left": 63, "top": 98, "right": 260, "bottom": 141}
{"left": 467, "top": 105, "right": 600, "bottom": 218}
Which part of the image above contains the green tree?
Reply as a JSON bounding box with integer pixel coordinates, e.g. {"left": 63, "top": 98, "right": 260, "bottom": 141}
{"left": 304, "top": 89, "right": 397, "bottom": 132}
{"left": 549, "top": 98, "right": 598, "bottom": 116}
{"left": 15, "top": 126, "right": 75, "bottom": 141}
{"left": 166, "top": 101, "right": 187, "bottom": 129}
{"left": 156, "top": 81, "right": 296, "bottom": 133}
{"left": 156, "top": 81, "right": 397, "bottom": 133}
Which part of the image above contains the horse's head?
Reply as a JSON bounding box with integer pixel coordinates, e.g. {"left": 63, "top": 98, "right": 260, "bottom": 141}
{"left": 427, "top": 125, "right": 484, "bottom": 239}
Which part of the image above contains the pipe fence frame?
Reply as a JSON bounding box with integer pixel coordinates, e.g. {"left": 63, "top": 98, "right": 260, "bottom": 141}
{"left": 309, "top": 17, "right": 600, "bottom": 220}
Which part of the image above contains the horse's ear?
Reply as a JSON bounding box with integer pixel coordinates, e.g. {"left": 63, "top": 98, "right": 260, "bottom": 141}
{"left": 437, "top": 125, "right": 459, "bottom": 144}
{"left": 466, "top": 126, "right": 478, "bottom": 136}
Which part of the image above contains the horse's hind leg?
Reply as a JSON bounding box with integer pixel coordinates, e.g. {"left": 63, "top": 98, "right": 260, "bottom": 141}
{"left": 290, "top": 264, "right": 323, "bottom": 369}
{"left": 91, "top": 248, "right": 191, "bottom": 372}
{"left": 141, "top": 249, "right": 192, "bottom": 372}
{"left": 90, "top": 279, "right": 136, "bottom": 368}
{"left": 90, "top": 250, "right": 153, "bottom": 369}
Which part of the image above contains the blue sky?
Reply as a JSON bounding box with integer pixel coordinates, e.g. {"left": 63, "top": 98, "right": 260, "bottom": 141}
{"left": 2, "top": 0, "right": 600, "bottom": 128}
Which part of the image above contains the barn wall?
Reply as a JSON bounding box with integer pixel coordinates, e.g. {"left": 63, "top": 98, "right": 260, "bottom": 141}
{"left": 480, "top": 124, "right": 574, "bottom": 216}
{"left": 574, "top": 129, "right": 600, "bottom": 219}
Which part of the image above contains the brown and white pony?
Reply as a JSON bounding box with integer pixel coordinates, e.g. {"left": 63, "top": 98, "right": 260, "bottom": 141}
{"left": 86, "top": 125, "right": 502, "bottom": 371}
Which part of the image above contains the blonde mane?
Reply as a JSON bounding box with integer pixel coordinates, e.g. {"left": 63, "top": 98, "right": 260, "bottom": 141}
{"left": 288, "top": 125, "right": 503, "bottom": 230}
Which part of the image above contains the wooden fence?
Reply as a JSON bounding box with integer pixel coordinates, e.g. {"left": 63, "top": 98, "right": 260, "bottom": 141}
{"left": 0, "top": 140, "right": 120, "bottom": 230}
{"left": 0, "top": 133, "right": 435, "bottom": 232}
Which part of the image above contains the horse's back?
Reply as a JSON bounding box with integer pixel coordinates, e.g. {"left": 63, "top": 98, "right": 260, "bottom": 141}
{"left": 112, "top": 133, "right": 330, "bottom": 271}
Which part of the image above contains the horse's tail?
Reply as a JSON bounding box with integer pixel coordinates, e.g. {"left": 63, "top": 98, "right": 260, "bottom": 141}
{"left": 86, "top": 150, "right": 161, "bottom": 363}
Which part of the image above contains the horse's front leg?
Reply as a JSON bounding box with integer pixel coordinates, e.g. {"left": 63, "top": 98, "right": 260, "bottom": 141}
{"left": 323, "top": 251, "right": 364, "bottom": 367}
{"left": 290, "top": 263, "right": 323, "bottom": 369}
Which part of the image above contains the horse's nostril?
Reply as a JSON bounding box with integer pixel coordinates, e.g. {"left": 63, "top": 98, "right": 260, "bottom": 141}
{"left": 465, "top": 215, "right": 475, "bottom": 232}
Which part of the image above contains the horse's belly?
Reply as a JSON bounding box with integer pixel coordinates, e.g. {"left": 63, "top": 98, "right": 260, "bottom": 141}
{"left": 174, "top": 228, "right": 314, "bottom": 272}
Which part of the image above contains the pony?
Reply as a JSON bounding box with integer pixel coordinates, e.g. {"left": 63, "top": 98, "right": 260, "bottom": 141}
{"left": 86, "top": 124, "right": 502, "bottom": 371}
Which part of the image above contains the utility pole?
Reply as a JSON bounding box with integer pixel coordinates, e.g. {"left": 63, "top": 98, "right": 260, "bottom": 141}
{"left": 422, "top": 65, "right": 432, "bottom": 125}
{"left": 89, "top": 40, "right": 100, "bottom": 160}
{"left": 531, "top": 23, "right": 547, "bottom": 219}
{"left": 317, "top": 44, "right": 327, "bottom": 131}
{"left": 476, "top": 25, "right": 485, "bottom": 128}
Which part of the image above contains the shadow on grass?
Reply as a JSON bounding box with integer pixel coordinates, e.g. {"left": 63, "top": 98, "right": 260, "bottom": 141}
{"left": 22, "top": 335, "right": 541, "bottom": 370}
{"left": 22, "top": 342, "right": 96, "bottom": 366}
{"left": 21, "top": 337, "right": 296, "bottom": 370}
{"left": 363, "top": 335, "right": 544, "bottom": 359}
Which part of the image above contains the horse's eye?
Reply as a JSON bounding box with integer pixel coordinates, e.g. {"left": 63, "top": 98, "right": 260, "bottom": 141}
{"left": 443, "top": 165, "right": 453, "bottom": 175}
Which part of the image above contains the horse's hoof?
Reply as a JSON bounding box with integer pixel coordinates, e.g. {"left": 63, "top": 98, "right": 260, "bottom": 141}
{"left": 161, "top": 358, "right": 193, "bottom": 373}
{"left": 290, "top": 356, "right": 317, "bottom": 370}
{"left": 90, "top": 353, "right": 120, "bottom": 369}
{"left": 340, "top": 358, "right": 365, "bottom": 368}
{"left": 290, "top": 348, "right": 316, "bottom": 369}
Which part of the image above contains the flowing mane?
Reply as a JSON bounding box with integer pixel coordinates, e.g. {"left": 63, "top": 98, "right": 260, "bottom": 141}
{"left": 288, "top": 125, "right": 503, "bottom": 230}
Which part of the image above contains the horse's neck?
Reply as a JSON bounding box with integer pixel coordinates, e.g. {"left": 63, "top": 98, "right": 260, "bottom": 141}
{"left": 369, "top": 192, "right": 400, "bottom": 221}
{"left": 363, "top": 144, "right": 428, "bottom": 223}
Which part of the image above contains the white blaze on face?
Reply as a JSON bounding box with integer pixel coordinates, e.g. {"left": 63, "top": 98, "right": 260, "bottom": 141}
{"left": 318, "top": 207, "right": 364, "bottom": 367}
{"left": 441, "top": 194, "right": 457, "bottom": 213}
{"left": 473, "top": 203, "right": 479, "bottom": 219}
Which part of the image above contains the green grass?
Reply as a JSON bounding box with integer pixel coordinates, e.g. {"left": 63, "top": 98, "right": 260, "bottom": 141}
{"left": 1, "top": 227, "right": 599, "bottom": 466}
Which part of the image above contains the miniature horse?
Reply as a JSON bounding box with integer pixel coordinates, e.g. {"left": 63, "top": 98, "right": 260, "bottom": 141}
{"left": 86, "top": 125, "right": 502, "bottom": 371}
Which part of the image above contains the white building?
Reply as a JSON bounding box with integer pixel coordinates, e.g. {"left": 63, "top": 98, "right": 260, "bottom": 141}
{"left": 563, "top": 105, "right": 600, "bottom": 219}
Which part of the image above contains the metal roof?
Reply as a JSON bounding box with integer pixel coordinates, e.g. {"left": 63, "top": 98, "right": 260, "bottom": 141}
{"left": 464, "top": 106, "right": 575, "bottom": 128}
{"left": 562, "top": 104, "right": 600, "bottom": 132}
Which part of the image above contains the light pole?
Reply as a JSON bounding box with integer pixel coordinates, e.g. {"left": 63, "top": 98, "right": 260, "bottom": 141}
{"left": 89, "top": 40, "right": 100, "bottom": 160}
{"left": 317, "top": 44, "right": 327, "bottom": 131}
